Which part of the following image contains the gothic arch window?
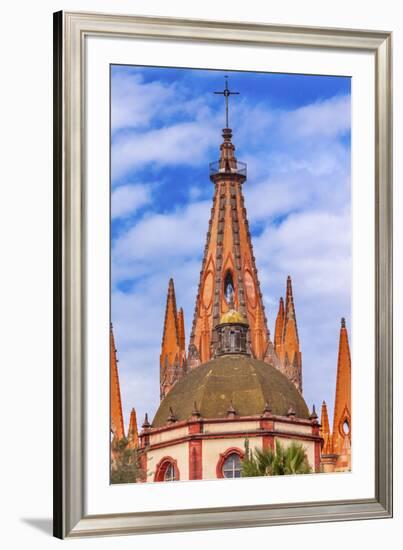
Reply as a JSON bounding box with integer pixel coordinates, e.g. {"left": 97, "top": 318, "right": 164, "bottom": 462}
{"left": 224, "top": 270, "right": 235, "bottom": 305}
{"left": 164, "top": 462, "right": 176, "bottom": 482}
{"left": 216, "top": 447, "right": 244, "bottom": 479}
{"left": 154, "top": 457, "right": 180, "bottom": 482}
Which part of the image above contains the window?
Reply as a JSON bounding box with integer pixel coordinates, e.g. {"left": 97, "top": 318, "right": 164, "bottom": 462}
{"left": 224, "top": 270, "right": 235, "bottom": 305}
{"left": 164, "top": 462, "right": 177, "bottom": 482}
{"left": 154, "top": 457, "right": 180, "bottom": 482}
{"left": 230, "top": 330, "right": 236, "bottom": 349}
{"left": 222, "top": 453, "right": 242, "bottom": 478}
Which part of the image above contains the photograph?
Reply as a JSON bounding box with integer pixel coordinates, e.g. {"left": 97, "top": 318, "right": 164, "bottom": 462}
{"left": 109, "top": 66, "right": 352, "bottom": 483}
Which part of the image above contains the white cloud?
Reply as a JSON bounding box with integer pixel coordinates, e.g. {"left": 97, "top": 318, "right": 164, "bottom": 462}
{"left": 111, "top": 72, "right": 177, "bottom": 131}
{"left": 113, "top": 199, "right": 210, "bottom": 272}
{"left": 111, "top": 183, "right": 151, "bottom": 219}
{"left": 112, "top": 121, "right": 217, "bottom": 180}
{"left": 280, "top": 95, "right": 351, "bottom": 140}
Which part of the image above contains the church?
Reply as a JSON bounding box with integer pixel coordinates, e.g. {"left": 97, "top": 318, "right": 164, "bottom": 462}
{"left": 110, "top": 83, "right": 351, "bottom": 482}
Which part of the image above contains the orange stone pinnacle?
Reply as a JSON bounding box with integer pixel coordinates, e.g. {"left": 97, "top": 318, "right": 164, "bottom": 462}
{"left": 160, "top": 278, "right": 186, "bottom": 399}
{"left": 110, "top": 324, "right": 125, "bottom": 441}
{"left": 273, "top": 276, "right": 302, "bottom": 393}
{"left": 127, "top": 407, "right": 139, "bottom": 448}
{"left": 177, "top": 307, "right": 186, "bottom": 354}
{"left": 188, "top": 127, "right": 269, "bottom": 365}
{"left": 274, "top": 297, "right": 285, "bottom": 349}
{"left": 320, "top": 400, "right": 333, "bottom": 454}
{"left": 332, "top": 318, "right": 352, "bottom": 463}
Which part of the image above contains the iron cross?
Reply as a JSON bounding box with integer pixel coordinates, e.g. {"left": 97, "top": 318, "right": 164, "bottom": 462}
{"left": 214, "top": 76, "right": 239, "bottom": 128}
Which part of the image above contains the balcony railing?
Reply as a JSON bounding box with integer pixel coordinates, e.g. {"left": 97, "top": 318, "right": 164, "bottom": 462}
{"left": 209, "top": 160, "right": 247, "bottom": 178}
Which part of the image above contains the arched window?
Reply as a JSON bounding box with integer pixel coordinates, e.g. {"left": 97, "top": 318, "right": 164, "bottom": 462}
{"left": 222, "top": 453, "right": 242, "bottom": 478}
{"left": 154, "top": 457, "right": 180, "bottom": 482}
{"left": 164, "top": 462, "right": 176, "bottom": 482}
{"left": 216, "top": 448, "right": 244, "bottom": 479}
{"left": 224, "top": 270, "right": 235, "bottom": 305}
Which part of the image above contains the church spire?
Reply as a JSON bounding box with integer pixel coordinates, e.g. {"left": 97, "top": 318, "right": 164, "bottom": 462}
{"left": 320, "top": 400, "right": 333, "bottom": 454}
{"left": 188, "top": 95, "right": 269, "bottom": 366}
{"left": 177, "top": 307, "right": 186, "bottom": 354}
{"left": 160, "top": 278, "right": 187, "bottom": 399}
{"left": 332, "top": 318, "right": 351, "bottom": 466}
{"left": 274, "top": 297, "right": 285, "bottom": 349}
{"left": 110, "top": 324, "right": 125, "bottom": 441}
{"left": 127, "top": 407, "right": 139, "bottom": 449}
{"left": 272, "top": 276, "right": 302, "bottom": 393}
{"left": 283, "top": 275, "right": 299, "bottom": 343}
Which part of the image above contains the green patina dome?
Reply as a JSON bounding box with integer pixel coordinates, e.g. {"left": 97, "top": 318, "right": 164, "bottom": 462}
{"left": 152, "top": 355, "right": 309, "bottom": 427}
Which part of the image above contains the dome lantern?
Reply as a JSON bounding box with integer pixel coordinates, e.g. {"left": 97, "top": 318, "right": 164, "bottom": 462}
{"left": 215, "top": 309, "right": 249, "bottom": 357}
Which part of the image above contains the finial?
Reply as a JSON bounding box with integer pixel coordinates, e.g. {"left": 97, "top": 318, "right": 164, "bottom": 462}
{"left": 167, "top": 406, "right": 177, "bottom": 424}
{"left": 310, "top": 404, "right": 318, "bottom": 421}
{"left": 262, "top": 401, "right": 272, "bottom": 417}
{"left": 227, "top": 400, "right": 237, "bottom": 417}
{"left": 341, "top": 317, "right": 346, "bottom": 328}
{"left": 142, "top": 412, "right": 151, "bottom": 429}
{"left": 214, "top": 76, "right": 239, "bottom": 129}
{"left": 191, "top": 401, "right": 201, "bottom": 419}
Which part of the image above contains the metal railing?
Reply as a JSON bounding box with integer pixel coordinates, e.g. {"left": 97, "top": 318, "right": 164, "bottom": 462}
{"left": 209, "top": 160, "right": 247, "bottom": 178}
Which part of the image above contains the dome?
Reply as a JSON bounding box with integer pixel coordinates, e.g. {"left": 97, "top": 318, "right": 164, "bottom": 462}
{"left": 219, "top": 309, "right": 248, "bottom": 325}
{"left": 152, "top": 355, "right": 309, "bottom": 427}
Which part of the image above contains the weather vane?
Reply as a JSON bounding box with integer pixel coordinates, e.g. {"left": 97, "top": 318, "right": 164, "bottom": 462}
{"left": 214, "top": 76, "right": 239, "bottom": 128}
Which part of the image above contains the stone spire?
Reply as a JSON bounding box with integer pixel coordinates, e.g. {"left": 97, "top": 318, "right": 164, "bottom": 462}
{"left": 110, "top": 324, "right": 125, "bottom": 441}
{"left": 272, "top": 276, "right": 302, "bottom": 393}
{"left": 127, "top": 407, "right": 139, "bottom": 449}
{"left": 160, "top": 279, "right": 187, "bottom": 400}
{"left": 332, "top": 318, "right": 352, "bottom": 469}
{"left": 320, "top": 400, "right": 333, "bottom": 454}
{"left": 274, "top": 297, "right": 285, "bottom": 349}
{"left": 188, "top": 123, "right": 269, "bottom": 366}
{"left": 177, "top": 307, "right": 186, "bottom": 354}
{"left": 284, "top": 275, "right": 299, "bottom": 342}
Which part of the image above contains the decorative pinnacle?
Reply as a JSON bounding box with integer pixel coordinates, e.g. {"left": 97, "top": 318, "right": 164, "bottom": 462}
{"left": 341, "top": 317, "right": 346, "bottom": 328}
{"left": 227, "top": 400, "right": 237, "bottom": 417}
{"left": 191, "top": 401, "right": 201, "bottom": 418}
{"left": 142, "top": 412, "right": 151, "bottom": 429}
{"left": 262, "top": 402, "right": 272, "bottom": 417}
{"left": 167, "top": 406, "right": 177, "bottom": 423}
{"left": 214, "top": 76, "right": 239, "bottom": 129}
{"left": 310, "top": 404, "right": 318, "bottom": 421}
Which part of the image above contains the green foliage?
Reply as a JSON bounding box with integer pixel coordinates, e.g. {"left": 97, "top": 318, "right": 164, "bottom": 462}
{"left": 110, "top": 437, "right": 147, "bottom": 484}
{"left": 241, "top": 439, "right": 312, "bottom": 477}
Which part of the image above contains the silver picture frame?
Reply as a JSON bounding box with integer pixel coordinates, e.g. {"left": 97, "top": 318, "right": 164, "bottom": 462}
{"left": 53, "top": 11, "right": 393, "bottom": 539}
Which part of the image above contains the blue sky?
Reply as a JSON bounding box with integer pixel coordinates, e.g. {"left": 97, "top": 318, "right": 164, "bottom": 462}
{"left": 111, "top": 65, "right": 351, "bottom": 433}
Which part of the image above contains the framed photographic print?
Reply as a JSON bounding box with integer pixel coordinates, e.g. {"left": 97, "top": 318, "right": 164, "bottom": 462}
{"left": 53, "top": 11, "right": 393, "bottom": 539}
